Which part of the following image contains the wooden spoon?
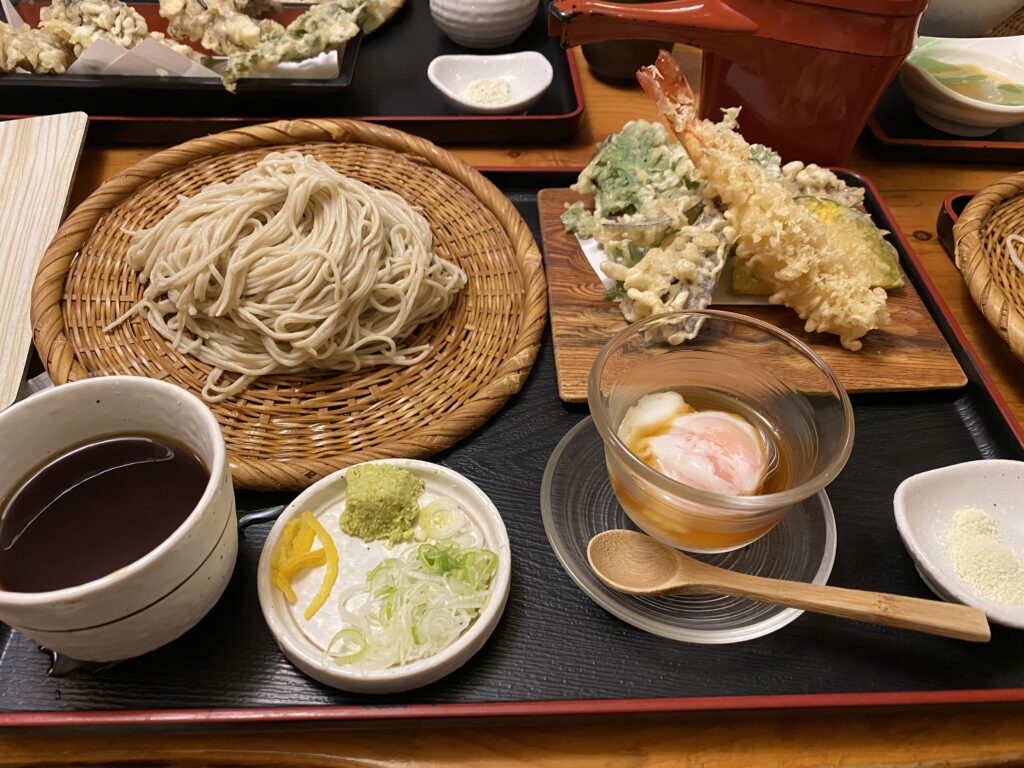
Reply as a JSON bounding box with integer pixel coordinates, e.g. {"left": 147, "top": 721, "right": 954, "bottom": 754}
{"left": 587, "top": 530, "right": 991, "bottom": 642}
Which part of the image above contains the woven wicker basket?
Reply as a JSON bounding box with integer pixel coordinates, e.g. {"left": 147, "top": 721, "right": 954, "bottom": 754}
{"left": 31, "top": 119, "right": 547, "bottom": 491}
{"left": 953, "top": 172, "right": 1024, "bottom": 362}
{"left": 989, "top": 6, "right": 1024, "bottom": 35}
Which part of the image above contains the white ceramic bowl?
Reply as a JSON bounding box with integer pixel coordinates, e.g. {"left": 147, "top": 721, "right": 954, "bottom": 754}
{"left": 899, "top": 36, "right": 1024, "bottom": 136}
{"left": 894, "top": 460, "right": 1024, "bottom": 629}
{"left": 258, "top": 459, "right": 511, "bottom": 694}
{"left": 429, "top": 0, "right": 537, "bottom": 49}
{"left": 0, "top": 376, "right": 237, "bottom": 662}
{"left": 427, "top": 51, "right": 553, "bottom": 115}
{"left": 919, "top": 0, "right": 1024, "bottom": 38}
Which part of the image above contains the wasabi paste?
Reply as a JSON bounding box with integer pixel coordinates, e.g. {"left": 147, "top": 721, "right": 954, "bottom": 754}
{"left": 341, "top": 464, "right": 424, "bottom": 544}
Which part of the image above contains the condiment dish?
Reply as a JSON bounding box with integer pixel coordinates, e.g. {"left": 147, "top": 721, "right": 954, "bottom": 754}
{"left": 427, "top": 52, "right": 553, "bottom": 115}
{"left": 894, "top": 460, "right": 1024, "bottom": 629}
{"left": 257, "top": 459, "right": 511, "bottom": 694}
{"left": 899, "top": 36, "right": 1024, "bottom": 136}
{"left": 0, "top": 376, "right": 236, "bottom": 662}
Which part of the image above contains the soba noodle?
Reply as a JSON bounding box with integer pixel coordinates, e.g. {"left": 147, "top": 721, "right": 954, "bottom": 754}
{"left": 108, "top": 151, "right": 467, "bottom": 401}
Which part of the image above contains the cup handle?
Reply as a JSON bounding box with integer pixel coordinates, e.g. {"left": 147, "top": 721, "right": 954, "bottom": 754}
{"left": 237, "top": 505, "right": 285, "bottom": 537}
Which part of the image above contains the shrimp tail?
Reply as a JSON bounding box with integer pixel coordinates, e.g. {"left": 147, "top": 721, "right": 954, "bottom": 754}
{"left": 637, "top": 50, "right": 704, "bottom": 163}
{"left": 636, "top": 49, "right": 890, "bottom": 351}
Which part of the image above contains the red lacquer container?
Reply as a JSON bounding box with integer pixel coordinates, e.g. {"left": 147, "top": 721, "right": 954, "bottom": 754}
{"left": 548, "top": 0, "right": 928, "bottom": 164}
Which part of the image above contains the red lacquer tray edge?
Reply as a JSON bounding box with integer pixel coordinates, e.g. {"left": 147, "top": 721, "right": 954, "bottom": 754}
{"left": 3, "top": 167, "right": 1022, "bottom": 729}
{"left": 866, "top": 116, "right": 1024, "bottom": 152}
{"left": 2, "top": 687, "right": 1024, "bottom": 728}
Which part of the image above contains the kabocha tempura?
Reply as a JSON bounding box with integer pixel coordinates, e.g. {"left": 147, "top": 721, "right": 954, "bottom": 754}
{"left": 637, "top": 51, "right": 891, "bottom": 351}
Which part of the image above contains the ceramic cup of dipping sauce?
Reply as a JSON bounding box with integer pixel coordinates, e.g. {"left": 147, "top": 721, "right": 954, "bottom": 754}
{"left": 589, "top": 310, "right": 853, "bottom": 553}
{"left": 0, "top": 376, "right": 236, "bottom": 662}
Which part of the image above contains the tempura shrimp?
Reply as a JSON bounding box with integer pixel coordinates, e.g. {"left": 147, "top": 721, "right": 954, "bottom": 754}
{"left": 637, "top": 51, "right": 890, "bottom": 351}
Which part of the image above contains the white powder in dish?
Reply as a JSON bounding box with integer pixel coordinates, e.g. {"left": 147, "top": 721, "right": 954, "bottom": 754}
{"left": 463, "top": 78, "right": 512, "bottom": 107}
{"left": 943, "top": 506, "right": 1024, "bottom": 604}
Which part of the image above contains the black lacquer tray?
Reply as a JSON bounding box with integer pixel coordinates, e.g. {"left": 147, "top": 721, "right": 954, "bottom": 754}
{"left": 2, "top": 170, "right": 1023, "bottom": 729}
{"left": 866, "top": 78, "right": 1024, "bottom": 163}
{"left": 0, "top": 1, "right": 584, "bottom": 145}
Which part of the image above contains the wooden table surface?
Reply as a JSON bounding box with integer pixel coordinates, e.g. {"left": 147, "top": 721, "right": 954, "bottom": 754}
{"left": 3, "top": 48, "right": 1024, "bottom": 767}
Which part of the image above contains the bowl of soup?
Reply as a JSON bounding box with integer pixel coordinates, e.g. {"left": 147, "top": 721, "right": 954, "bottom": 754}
{"left": 900, "top": 36, "right": 1024, "bottom": 136}
{"left": 0, "top": 376, "right": 236, "bottom": 662}
{"left": 589, "top": 310, "right": 854, "bottom": 553}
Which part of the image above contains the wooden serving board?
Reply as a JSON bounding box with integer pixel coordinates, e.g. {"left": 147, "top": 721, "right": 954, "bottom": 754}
{"left": 538, "top": 188, "right": 967, "bottom": 402}
{"left": 0, "top": 112, "right": 88, "bottom": 410}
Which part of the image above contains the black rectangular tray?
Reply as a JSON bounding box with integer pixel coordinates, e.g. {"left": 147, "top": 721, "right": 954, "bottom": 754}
{"left": 0, "top": 1, "right": 584, "bottom": 145}
{"left": 2, "top": 169, "right": 1023, "bottom": 728}
{"left": 866, "top": 78, "right": 1024, "bottom": 163}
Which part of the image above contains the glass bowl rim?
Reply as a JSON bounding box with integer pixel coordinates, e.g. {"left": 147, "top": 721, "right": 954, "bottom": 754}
{"left": 587, "top": 308, "right": 855, "bottom": 513}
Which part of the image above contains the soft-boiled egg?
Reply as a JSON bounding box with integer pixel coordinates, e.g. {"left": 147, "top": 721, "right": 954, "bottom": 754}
{"left": 617, "top": 391, "right": 691, "bottom": 445}
{"left": 618, "top": 393, "right": 768, "bottom": 496}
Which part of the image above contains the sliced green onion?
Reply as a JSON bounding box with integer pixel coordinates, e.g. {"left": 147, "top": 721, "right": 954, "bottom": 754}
{"left": 419, "top": 497, "right": 466, "bottom": 541}
{"left": 418, "top": 542, "right": 459, "bottom": 574}
{"left": 936, "top": 74, "right": 987, "bottom": 85}
{"left": 326, "top": 628, "right": 367, "bottom": 665}
{"left": 329, "top": 538, "right": 499, "bottom": 670}
{"left": 459, "top": 550, "right": 498, "bottom": 590}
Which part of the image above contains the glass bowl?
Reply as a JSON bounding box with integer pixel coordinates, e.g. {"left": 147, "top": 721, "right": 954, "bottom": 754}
{"left": 588, "top": 309, "right": 854, "bottom": 553}
{"left": 540, "top": 417, "right": 837, "bottom": 644}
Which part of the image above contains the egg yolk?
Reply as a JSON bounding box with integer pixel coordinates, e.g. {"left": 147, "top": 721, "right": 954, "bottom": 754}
{"left": 645, "top": 411, "right": 767, "bottom": 495}
{"left": 618, "top": 392, "right": 768, "bottom": 496}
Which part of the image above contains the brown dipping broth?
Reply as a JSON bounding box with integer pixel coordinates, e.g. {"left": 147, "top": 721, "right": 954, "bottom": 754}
{"left": 0, "top": 435, "right": 209, "bottom": 593}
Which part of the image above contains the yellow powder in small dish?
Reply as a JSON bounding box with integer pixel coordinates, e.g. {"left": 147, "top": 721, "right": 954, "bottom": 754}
{"left": 464, "top": 78, "right": 512, "bottom": 107}
{"left": 943, "top": 506, "right": 1024, "bottom": 604}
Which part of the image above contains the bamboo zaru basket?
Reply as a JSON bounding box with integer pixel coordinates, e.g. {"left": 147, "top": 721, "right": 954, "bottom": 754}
{"left": 954, "top": 172, "right": 1024, "bottom": 364}
{"left": 31, "top": 119, "right": 547, "bottom": 491}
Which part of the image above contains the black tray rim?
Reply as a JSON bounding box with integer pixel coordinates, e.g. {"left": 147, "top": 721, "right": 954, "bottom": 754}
{"left": 864, "top": 79, "right": 1024, "bottom": 162}
{"left": 0, "top": 51, "right": 584, "bottom": 133}
{"left": 867, "top": 115, "right": 1024, "bottom": 155}
{"left": 2, "top": 167, "right": 1023, "bottom": 728}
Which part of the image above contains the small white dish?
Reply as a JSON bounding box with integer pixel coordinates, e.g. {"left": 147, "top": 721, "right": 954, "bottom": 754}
{"left": 894, "top": 460, "right": 1024, "bottom": 629}
{"left": 257, "top": 459, "right": 511, "bottom": 694}
{"left": 899, "top": 36, "right": 1024, "bottom": 136}
{"left": 427, "top": 51, "right": 553, "bottom": 115}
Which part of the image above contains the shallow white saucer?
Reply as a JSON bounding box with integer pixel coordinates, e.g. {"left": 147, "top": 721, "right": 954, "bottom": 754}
{"left": 257, "top": 459, "right": 511, "bottom": 693}
{"left": 894, "top": 459, "right": 1024, "bottom": 630}
{"left": 427, "top": 51, "right": 553, "bottom": 115}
